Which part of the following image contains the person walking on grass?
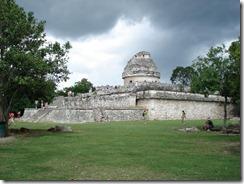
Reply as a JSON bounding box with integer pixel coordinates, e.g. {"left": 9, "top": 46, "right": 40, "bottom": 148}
{"left": 181, "top": 110, "right": 186, "bottom": 124}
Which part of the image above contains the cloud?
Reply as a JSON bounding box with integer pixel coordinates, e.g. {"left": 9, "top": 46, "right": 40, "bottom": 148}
{"left": 16, "top": 0, "right": 239, "bottom": 39}
{"left": 49, "top": 17, "right": 167, "bottom": 89}
{"left": 16, "top": 0, "right": 240, "bottom": 88}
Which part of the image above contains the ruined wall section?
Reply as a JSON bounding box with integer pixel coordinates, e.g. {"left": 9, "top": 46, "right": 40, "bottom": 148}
{"left": 21, "top": 89, "right": 235, "bottom": 123}
{"left": 94, "top": 82, "right": 190, "bottom": 95}
{"left": 136, "top": 90, "right": 234, "bottom": 120}
{"left": 20, "top": 108, "right": 39, "bottom": 121}
{"left": 22, "top": 92, "right": 145, "bottom": 123}
{"left": 104, "top": 109, "right": 144, "bottom": 121}
{"left": 136, "top": 90, "right": 228, "bottom": 102}
{"left": 40, "top": 109, "right": 94, "bottom": 123}
{"left": 22, "top": 108, "right": 144, "bottom": 123}
{"left": 51, "top": 93, "right": 137, "bottom": 109}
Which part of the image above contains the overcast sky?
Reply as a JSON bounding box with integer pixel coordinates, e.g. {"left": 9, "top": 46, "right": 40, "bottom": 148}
{"left": 16, "top": 0, "right": 240, "bottom": 89}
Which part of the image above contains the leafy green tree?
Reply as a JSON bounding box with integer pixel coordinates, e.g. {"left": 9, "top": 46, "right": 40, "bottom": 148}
{"left": 227, "top": 38, "right": 240, "bottom": 115}
{"left": 190, "top": 44, "right": 237, "bottom": 125}
{"left": 55, "top": 89, "right": 67, "bottom": 97}
{"left": 170, "top": 66, "right": 195, "bottom": 91}
{"left": 0, "top": 0, "right": 71, "bottom": 132}
{"left": 56, "top": 78, "right": 94, "bottom": 96}
{"left": 72, "top": 78, "right": 94, "bottom": 95}
{"left": 9, "top": 79, "right": 56, "bottom": 114}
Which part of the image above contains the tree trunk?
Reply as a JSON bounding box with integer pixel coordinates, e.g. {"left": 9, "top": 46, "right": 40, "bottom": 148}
{"left": 0, "top": 96, "right": 8, "bottom": 137}
{"left": 223, "top": 95, "right": 227, "bottom": 128}
{"left": 0, "top": 25, "right": 8, "bottom": 137}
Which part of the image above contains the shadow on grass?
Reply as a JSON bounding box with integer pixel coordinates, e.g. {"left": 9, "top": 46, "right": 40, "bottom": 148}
{"left": 9, "top": 128, "right": 72, "bottom": 137}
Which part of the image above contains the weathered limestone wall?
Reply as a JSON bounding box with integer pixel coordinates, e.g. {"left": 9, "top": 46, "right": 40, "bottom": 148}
{"left": 104, "top": 109, "right": 144, "bottom": 121}
{"left": 22, "top": 108, "right": 145, "bottom": 123}
{"left": 51, "top": 93, "right": 137, "bottom": 109}
{"left": 136, "top": 90, "right": 234, "bottom": 120}
{"left": 137, "top": 99, "right": 234, "bottom": 120}
{"left": 95, "top": 82, "right": 191, "bottom": 95}
{"left": 21, "top": 89, "right": 235, "bottom": 123}
{"left": 20, "top": 108, "right": 39, "bottom": 120}
{"left": 41, "top": 109, "right": 94, "bottom": 123}
{"left": 136, "top": 90, "right": 228, "bottom": 102}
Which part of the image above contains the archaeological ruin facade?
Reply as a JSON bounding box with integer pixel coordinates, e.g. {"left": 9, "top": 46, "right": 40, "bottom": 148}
{"left": 21, "top": 51, "right": 234, "bottom": 123}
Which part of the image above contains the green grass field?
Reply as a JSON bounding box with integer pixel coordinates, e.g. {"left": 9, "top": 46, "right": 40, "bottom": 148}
{"left": 0, "top": 120, "right": 240, "bottom": 181}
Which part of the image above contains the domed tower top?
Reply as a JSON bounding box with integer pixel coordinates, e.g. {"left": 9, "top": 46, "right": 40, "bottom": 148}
{"left": 122, "top": 51, "right": 160, "bottom": 86}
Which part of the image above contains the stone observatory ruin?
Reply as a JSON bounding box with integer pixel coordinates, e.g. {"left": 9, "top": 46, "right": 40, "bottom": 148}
{"left": 122, "top": 51, "right": 160, "bottom": 85}
{"left": 21, "top": 51, "right": 234, "bottom": 123}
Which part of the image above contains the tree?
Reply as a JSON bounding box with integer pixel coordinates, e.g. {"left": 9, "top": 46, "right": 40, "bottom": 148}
{"left": 228, "top": 38, "right": 240, "bottom": 115}
{"left": 9, "top": 79, "right": 56, "bottom": 114}
{"left": 0, "top": 0, "right": 71, "bottom": 135}
{"left": 72, "top": 78, "right": 94, "bottom": 95}
{"left": 56, "top": 78, "right": 94, "bottom": 96}
{"left": 170, "top": 66, "right": 195, "bottom": 91}
{"left": 190, "top": 44, "right": 236, "bottom": 126}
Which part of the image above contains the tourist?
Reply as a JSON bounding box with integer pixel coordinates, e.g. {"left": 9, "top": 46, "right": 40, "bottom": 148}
{"left": 143, "top": 109, "right": 148, "bottom": 120}
{"left": 8, "top": 112, "right": 15, "bottom": 125}
{"left": 203, "top": 117, "right": 214, "bottom": 131}
{"left": 181, "top": 110, "right": 186, "bottom": 123}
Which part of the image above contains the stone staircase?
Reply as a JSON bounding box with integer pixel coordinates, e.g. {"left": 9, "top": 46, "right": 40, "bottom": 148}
{"left": 29, "top": 108, "right": 53, "bottom": 122}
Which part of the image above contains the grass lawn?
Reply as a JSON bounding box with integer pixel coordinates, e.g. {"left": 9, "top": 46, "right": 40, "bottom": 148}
{"left": 0, "top": 119, "right": 240, "bottom": 181}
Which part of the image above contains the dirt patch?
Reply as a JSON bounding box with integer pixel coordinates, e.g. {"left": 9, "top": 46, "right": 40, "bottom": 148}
{"left": 223, "top": 142, "right": 240, "bottom": 155}
{"left": 0, "top": 136, "right": 16, "bottom": 144}
{"left": 9, "top": 126, "right": 73, "bottom": 137}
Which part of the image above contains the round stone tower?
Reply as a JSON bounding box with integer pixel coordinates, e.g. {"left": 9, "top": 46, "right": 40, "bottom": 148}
{"left": 122, "top": 51, "right": 160, "bottom": 86}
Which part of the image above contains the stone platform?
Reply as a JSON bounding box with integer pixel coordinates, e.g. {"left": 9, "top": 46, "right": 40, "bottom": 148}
{"left": 21, "top": 107, "right": 145, "bottom": 123}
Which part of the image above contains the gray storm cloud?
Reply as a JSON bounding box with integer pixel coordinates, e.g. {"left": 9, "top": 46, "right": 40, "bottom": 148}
{"left": 16, "top": 0, "right": 240, "bottom": 84}
{"left": 16, "top": 0, "right": 239, "bottom": 38}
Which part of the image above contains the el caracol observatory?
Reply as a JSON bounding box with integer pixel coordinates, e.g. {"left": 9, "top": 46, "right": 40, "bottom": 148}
{"left": 122, "top": 51, "right": 160, "bottom": 86}
{"left": 21, "top": 51, "right": 235, "bottom": 123}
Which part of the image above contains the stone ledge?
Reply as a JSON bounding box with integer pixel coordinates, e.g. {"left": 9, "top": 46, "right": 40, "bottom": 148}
{"left": 44, "top": 107, "right": 144, "bottom": 110}
{"left": 136, "top": 90, "right": 230, "bottom": 103}
{"left": 21, "top": 108, "right": 145, "bottom": 123}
